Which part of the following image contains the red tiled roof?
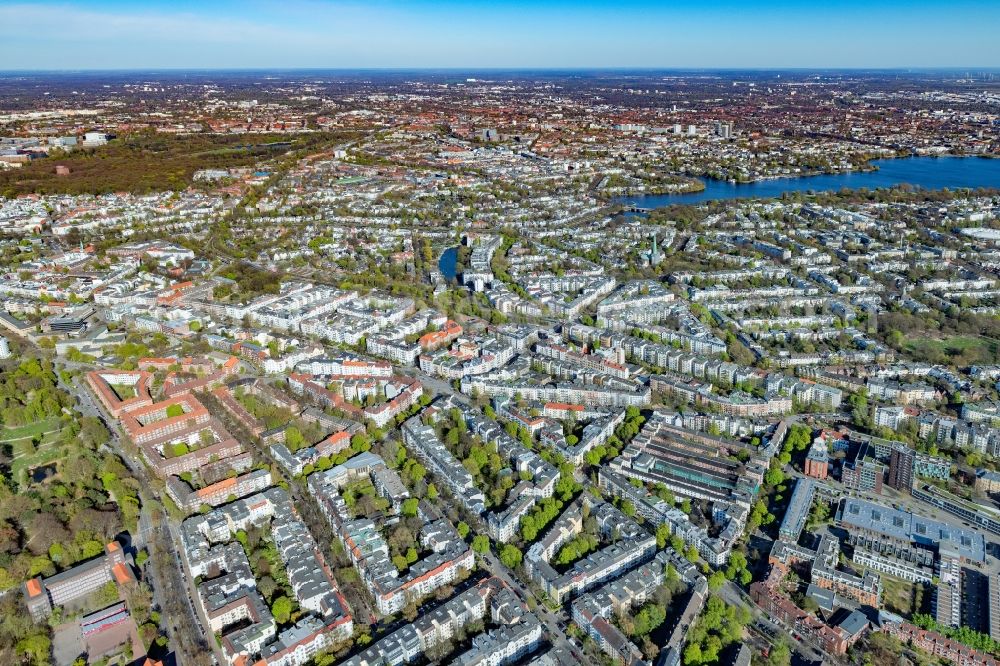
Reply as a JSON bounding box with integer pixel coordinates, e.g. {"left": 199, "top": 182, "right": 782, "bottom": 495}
{"left": 25, "top": 578, "right": 42, "bottom": 598}
{"left": 111, "top": 562, "right": 133, "bottom": 585}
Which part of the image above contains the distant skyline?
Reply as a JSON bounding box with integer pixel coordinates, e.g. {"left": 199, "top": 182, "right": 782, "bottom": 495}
{"left": 1, "top": 0, "right": 998, "bottom": 71}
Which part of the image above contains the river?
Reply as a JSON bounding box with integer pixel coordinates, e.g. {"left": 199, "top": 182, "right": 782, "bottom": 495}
{"left": 615, "top": 156, "right": 1000, "bottom": 208}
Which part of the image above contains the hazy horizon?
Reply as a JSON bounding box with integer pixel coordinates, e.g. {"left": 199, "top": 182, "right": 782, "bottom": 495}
{"left": 1, "top": 0, "right": 998, "bottom": 70}
{"left": 3, "top": 67, "right": 1000, "bottom": 74}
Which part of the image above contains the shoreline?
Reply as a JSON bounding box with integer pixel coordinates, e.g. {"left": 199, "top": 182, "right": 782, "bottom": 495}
{"left": 610, "top": 154, "right": 1000, "bottom": 208}
{"left": 611, "top": 179, "right": 707, "bottom": 197}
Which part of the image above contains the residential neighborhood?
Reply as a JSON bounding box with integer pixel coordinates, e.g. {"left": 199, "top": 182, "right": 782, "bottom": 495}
{"left": 1, "top": 64, "right": 1000, "bottom": 666}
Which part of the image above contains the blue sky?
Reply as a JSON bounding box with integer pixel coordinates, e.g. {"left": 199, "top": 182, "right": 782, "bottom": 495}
{"left": 1, "top": 0, "right": 998, "bottom": 70}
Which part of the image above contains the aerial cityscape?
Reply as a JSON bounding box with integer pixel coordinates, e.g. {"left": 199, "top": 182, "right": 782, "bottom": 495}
{"left": 1, "top": 3, "right": 999, "bottom": 666}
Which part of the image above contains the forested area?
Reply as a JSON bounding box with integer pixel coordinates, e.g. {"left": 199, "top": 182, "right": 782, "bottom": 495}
{"left": 0, "top": 357, "right": 74, "bottom": 428}
{"left": 0, "top": 393, "right": 135, "bottom": 590}
{"left": 0, "top": 356, "right": 143, "bottom": 663}
{"left": 216, "top": 262, "right": 284, "bottom": 302}
{"left": 880, "top": 309, "right": 1000, "bottom": 366}
{"left": 0, "top": 130, "right": 342, "bottom": 197}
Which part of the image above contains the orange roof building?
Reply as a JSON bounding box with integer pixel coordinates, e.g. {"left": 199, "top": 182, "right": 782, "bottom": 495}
{"left": 24, "top": 540, "right": 131, "bottom": 622}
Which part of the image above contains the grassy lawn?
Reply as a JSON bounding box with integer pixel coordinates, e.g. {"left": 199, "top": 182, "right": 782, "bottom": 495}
{"left": 881, "top": 575, "right": 926, "bottom": 616}
{"left": 0, "top": 417, "right": 63, "bottom": 443}
{"left": 109, "top": 383, "right": 137, "bottom": 400}
{"left": 10, "top": 431, "right": 61, "bottom": 457}
{"left": 11, "top": 444, "right": 66, "bottom": 485}
{"left": 904, "top": 335, "right": 1000, "bottom": 366}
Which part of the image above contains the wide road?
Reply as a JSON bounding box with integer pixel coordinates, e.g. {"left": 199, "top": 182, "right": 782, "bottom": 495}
{"left": 68, "top": 371, "right": 220, "bottom": 666}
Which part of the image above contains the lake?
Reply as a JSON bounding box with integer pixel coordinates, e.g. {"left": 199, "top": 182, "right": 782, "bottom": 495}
{"left": 439, "top": 246, "right": 459, "bottom": 280}
{"left": 615, "top": 156, "right": 1000, "bottom": 208}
